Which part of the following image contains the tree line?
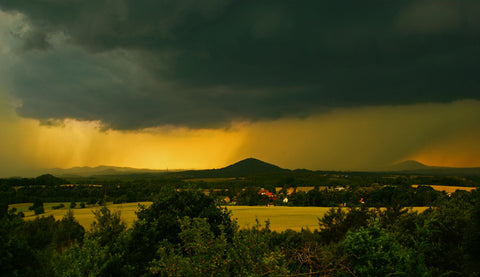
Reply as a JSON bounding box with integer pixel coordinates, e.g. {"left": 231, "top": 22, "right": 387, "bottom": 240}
{"left": 1, "top": 173, "right": 477, "bottom": 207}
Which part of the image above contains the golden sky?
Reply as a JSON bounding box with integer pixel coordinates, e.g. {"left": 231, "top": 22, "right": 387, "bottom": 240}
{"left": 2, "top": 94, "right": 480, "bottom": 177}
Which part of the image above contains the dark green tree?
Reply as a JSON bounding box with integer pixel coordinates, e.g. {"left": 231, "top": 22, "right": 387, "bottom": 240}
{"left": 0, "top": 202, "right": 8, "bottom": 218}
{"left": 90, "top": 206, "right": 126, "bottom": 247}
{"left": 53, "top": 210, "right": 85, "bottom": 249}
{"left": 343, "top": 220, "right": 421, "bottom": 276}
{"left": 0, "top": 212, "right": 38, "bottom": 276}
{"left": 465, "top": 201, "right": 480, "bottom": 274}
{"left": 318, "top": 206, "right": 375, "bottom": 243}
{"left": 124, "top": 189, "right": 234, "bottom": 275}
{"left": 52, "top": 237, "right": 111, "bottom": 277}
{"left": 29, "top": 199, "right": 44, "bottom": 215}
{"left": 21, "top": 215, "right": 57, "bottom": 250}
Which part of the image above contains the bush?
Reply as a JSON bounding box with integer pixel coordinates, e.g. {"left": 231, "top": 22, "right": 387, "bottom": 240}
{"left": 52, "top": 204, "right": 65, "bottom": 210}
{"left": 113, "top": 195, "right": 127, "bottom": 204}
{"left": 52, "top": 237, "right": 110, "bottom": 277}
{"left": 343, "top": 220, "right": 421, "bottom": 276}
{"left": 29, "top": 200, "right": 44, "bottom": 215}
{"left": 87, "top": 198, "right": 97, "bottom": 205}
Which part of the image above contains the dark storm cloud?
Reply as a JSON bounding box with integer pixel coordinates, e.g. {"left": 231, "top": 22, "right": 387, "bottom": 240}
{"left": 1, "top": 0, "right": 480, "bottom": 129}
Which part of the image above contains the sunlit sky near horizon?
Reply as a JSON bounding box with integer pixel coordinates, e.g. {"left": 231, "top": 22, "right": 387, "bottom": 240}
{"left": 1, "top": 1, "right": 480, "bottom": 177}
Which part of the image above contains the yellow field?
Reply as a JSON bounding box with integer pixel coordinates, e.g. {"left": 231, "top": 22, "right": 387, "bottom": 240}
{"left": 10, "top": 203, "right": 428, "bottom": 232}
{"left": 411, "top": 185, "right": 477, "bottom": 194}
{"left": 9, "top": 202, "right": 150, "bottom": 230}
{"left": 225, "top": 206, "right": 428, "bottom": 231}
{"left": 226, "top": 206, "right": 332, "bottom": 231}
{"left": 184, "top": 177, "right": 241, "bottom": 182}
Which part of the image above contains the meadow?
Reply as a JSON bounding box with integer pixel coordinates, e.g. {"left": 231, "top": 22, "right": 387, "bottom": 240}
{"left": 411, "top": 185, "right": 477, "bottom": 193}
{"left": 10, "top": 202, "right": 429, "bottom": 232}
{"left": 10, "top": 202, "right": 149, "bottom": 229}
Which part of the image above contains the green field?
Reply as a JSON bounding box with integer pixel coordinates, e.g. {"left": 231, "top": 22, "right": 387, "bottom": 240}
{"left": 9, "top": 202, "right": 429, "bottom": 232}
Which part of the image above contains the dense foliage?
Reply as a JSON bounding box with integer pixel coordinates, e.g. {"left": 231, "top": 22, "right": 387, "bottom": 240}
{"left": 2, "top": 187, "right": 480, "bottom": 276}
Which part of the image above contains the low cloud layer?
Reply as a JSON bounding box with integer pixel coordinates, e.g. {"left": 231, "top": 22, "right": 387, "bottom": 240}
{"left": 0, "top": 1, "right": 479, "bottom": 129}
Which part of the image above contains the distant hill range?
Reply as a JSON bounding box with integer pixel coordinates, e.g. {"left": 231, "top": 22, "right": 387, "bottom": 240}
{"left": 383, "top": 160, "right": 480, "bottom": 175}
{"left": 45, "top": 158, "right": 480, "bottom": 178}
{"left": 46, "top": 166, "right": 170, "bottom": 177}
{"left": 46, "top": 158, "right": 286, "bottom": 178}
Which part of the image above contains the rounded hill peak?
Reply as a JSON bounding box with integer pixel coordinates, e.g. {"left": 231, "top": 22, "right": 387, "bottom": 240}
{"left": 221, "top": 158, "right": 285, "bottom": 177}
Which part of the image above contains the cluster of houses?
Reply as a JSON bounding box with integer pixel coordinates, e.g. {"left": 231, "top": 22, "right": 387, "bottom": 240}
{"left": 209, "top": 186, "right": 365, "bottom": 207}
{"left": 258, "top": 189, "right": 288, "bottom": 206}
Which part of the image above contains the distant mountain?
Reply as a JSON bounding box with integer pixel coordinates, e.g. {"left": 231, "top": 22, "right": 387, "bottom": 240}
{"left": 219, "top": 158, "right": 286, "bottom": 176}
{"left": 166, "top": 158, "right": 288, "bottom": 179}
{"left": 383, "top": 160, "right": 480, "bottom": 175}
{"left": 389, "top": 160, "right": 429, "bottom": 171}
